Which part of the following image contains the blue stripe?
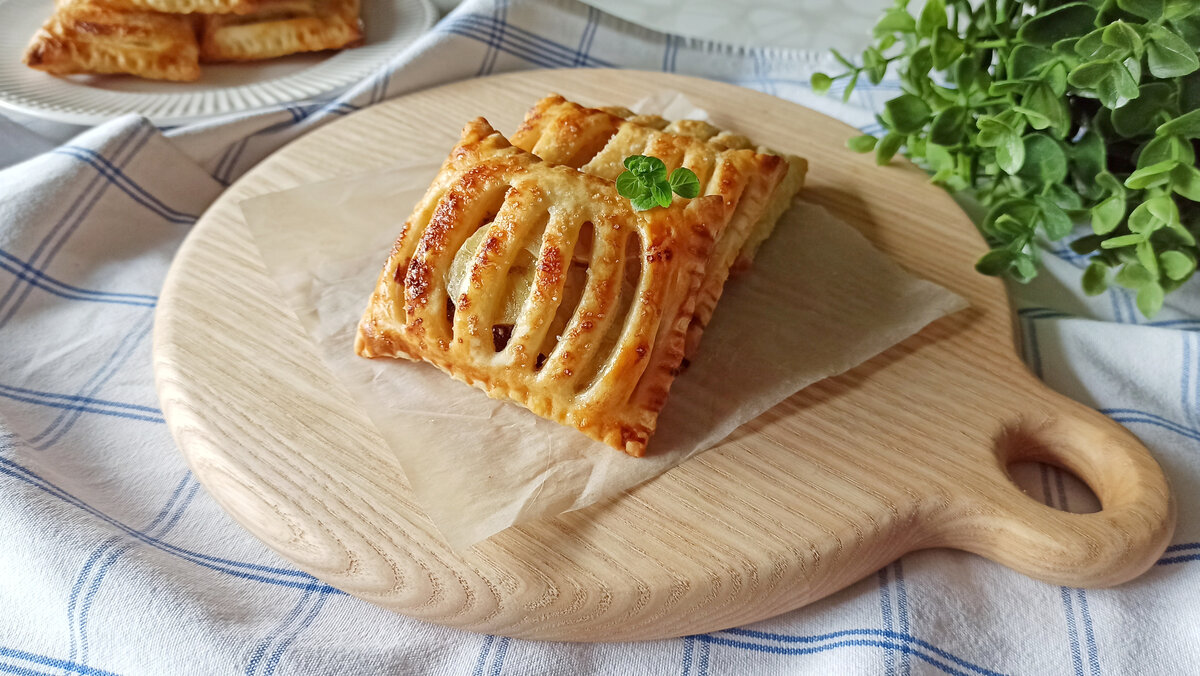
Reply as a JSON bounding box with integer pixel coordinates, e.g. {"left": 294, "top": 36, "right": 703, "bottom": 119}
{"left": 0, "top": 387, "right": 165, "bottom": 425}
{"left": 0, "top": 454, "right": 340, "bottom": 590}
{"left": 1099, "top": 408, "right": 1200, "bottom": 443}
{"left": 0, "top": 248, "right": 156, "bottom": 306}
{"left": 0, "top": 382, "right": 162, "bottom": 416}
{"left": 721, "top": 628, "right": 1000, "bottom": 675}
{"left": 28, "top": 312, "right": 155, "bottom": 447}
{"left": 78, "top": 546, "right": 131, "bottom": 666}
{"left": 1158, "top": 552, "right": 1200, "bottom": 565}
{"left": 471, "top": 636, "right": 495, "bottom": 676}
{"left": 1016, "top": 306, "right": 1200, "bottom": 330}
{"left": 67, "top": 537, "right": 121, "bottom": 666}
{"left": 895, "top": 561, "right": 911, "bottom": 676}
{"left": 488, "top": 637, "right": 510, "bottom": 676}
{"left": 262, "top": 593, "right": 329, "bottom": 676}
{"left": 680, "top": 636, "right": 694, "bottom": 676}
{"left": 52, "top": 147, "right": 196, "bottom": 224}
{"left": 1165, "top": 542, "right": 1200, "bottom": 552}
{"left": 1059, "top": 587, "right": 1085, "bottom": 676}
{"left": 1076, "top": 589, "right": 1100, "bottom": 676}
{"left": 0, "top": 128, "right": 152, "bottom": 329}
{"left": 699, "top": 633, "right": 1001, "bottom": 676}
{"left": 443, "top": 14, "right": 614, "bottom": 70}
{"left": 0, "top": 662, "right": 53, "bottom": 676}
{"left": 878, "top": 566, "right": 896, "bottom": 676}
{"left": 697, "top": 637, "right": 710, "bottom": 676}
{"left": 0, "top": 648, "right": 118, "bottom": 676}
{"left": 245, "top": 590, "right": 312, "bottom": 676}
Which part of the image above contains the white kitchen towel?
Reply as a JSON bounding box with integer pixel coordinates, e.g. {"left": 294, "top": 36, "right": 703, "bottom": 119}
{"left": 0, "top": 1, "right": 1197, "bottom": 674}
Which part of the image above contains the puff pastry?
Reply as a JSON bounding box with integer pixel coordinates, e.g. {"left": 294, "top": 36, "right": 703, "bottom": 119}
{"left": 356, "top": 118, "right": 726, "bottom": 456}
{"left": 22, "top": 0, "right": 201, "bottom": 81}
{"left": 94, "top": 0, "right": 278, "bottom": 15}
{"left": 199, "top": 0, "right": 362, "bottom": 62}
{"left": 511, "top": 95, "right": 807, "bottom": 354}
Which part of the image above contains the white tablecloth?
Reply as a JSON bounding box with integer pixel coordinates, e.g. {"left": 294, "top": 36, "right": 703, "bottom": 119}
{"left": 1, "top": 0, "right": 1197, "bottom": 674}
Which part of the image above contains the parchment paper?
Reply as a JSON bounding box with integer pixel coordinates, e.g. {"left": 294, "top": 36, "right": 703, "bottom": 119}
{"left": 240, "top": 143, "right": 966, "bottom": 551}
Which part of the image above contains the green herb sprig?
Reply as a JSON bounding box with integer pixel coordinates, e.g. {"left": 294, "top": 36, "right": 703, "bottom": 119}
{"left": 616, "top": 155, "right": 701, "bottom": 210}
{"left": 814, "top": 0, "right": 1200, "bottom": 317}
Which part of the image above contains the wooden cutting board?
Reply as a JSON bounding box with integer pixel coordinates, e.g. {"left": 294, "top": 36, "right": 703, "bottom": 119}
{"left": 152, "top": 69, "right": 1175, "bottom": 642}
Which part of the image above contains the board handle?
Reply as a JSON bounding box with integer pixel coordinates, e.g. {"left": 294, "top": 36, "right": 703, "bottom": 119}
{"left": 938, "top": 392, "right": 1175, "bottom": 587}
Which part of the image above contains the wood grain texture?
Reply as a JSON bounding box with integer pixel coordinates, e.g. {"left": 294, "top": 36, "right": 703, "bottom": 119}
{"left": 152, "top": 69, "right": 1176, "bottom": 641}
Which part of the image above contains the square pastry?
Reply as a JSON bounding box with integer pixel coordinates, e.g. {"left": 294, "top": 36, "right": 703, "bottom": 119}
{"left": 356, "top": 118, "right": 726, "bottom": 456}
{"left": 198, "top": 0, "right": 362, "bottom": 62}
{"left": 511, "top": 95, "right": 807, "bottom": 354}
{"left": 22, "top": 0, "right": 201, "bottom": 81}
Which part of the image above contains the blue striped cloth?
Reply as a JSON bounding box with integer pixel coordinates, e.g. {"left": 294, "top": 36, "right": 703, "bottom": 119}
{"left": 1, "top": 0, "right": 1197, "bottom": 673}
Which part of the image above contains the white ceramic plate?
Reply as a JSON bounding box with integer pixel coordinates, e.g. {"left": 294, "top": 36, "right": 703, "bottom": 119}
{"left": 0, "top": 0, "right": 435, "bottom": 126}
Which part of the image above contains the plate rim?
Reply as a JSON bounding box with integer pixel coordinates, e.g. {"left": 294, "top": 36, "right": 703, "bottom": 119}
{"left": 0, "top": 0, "right": 437, "bottom": 126}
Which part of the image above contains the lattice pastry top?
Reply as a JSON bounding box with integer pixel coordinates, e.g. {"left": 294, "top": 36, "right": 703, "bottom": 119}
{"left": 356, "top": 118, "right": 726, "bottom": 456}
{"left": 510, "top": 95, "right": 806, "bottom": 355}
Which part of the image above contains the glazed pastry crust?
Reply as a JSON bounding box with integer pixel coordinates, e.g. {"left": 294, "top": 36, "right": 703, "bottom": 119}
{"left": 511, "top": 95, "right": 807, "bottom": 355}
{"left": 356, "top": 118, "right": 727, "bottom": 457}
{"left": 95, "top": 0, "right": 281, "bottom": 15}
{"left": 22, "top": 0, "right": 201, "bottom": 81}
{"left": 199, "top": 0, "right": 362, "bottom": 62}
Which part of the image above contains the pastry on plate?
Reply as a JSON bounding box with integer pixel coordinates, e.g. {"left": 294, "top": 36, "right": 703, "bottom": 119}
{"left": 94, "top": 0, "right": 276, "bottom": 14}
{"left": 22, "top": 0, "right": 201, "bottom": 81}
{"left": 356, "top": 118, "right": 726, "bottom": 456}
{"left": 199, "top": 0, "right": 362, "bottom": 62}
{"left": 511, "top": 95, "right": 807, "bottom": 354}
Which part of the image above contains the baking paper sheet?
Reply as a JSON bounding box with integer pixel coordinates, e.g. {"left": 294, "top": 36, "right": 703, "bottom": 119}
{"left": 240, "top": 140, "right": 966, "bottom": 551}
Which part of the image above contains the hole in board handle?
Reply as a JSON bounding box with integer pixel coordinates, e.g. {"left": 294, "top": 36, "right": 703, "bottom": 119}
{"left": 1006, "top": 461, "right": 1101, "bottom": 515}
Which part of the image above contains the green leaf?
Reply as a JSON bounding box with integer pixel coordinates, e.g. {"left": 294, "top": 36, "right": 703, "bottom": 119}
{"left": 841, "top": 71, "right": 860, "bottom": 102}
{"left": 1160, "top": 250, "right": 1197, "bottom": 280}
{"left": 1067, "top": 59, "right": 1114, "bottom": 88}
{"left": 1148, "top": 194, "right": 1182, "bottom": 226}
{"left": 929, "top": 106, "right": 968, "bottom": 145}
{"left": 1117, "top": 0, "right": 1164, "bottom": 21}
{"left": 1172, "top": 163, "right": 1200, "bottom": 201}
{"left": 1137, "top": 281, "right": 1165, "bottom": 317}
{"left": 1145, "top": 24, "right": 1200, "bottom": 77}
{"left": 1111, "top": 82, "right": 1176, "bottom": 137}
{"left": 1035, "top": 195, "right": 1074, "bottom": 239}
{"left": 1139, "top": 136, "right": 1195, "bottom": 168}
{"left": 1014, "top": 255, "right": 1038, "bottom": 283}
{"left": 1157, "top": 108, "right": 1200, "bottom": 138}
{"left": 1124, "top": 160, "right": 1178, "bottom": 189}
{"left": 1102, "top": 233, "right": 1147, "bottom": 248}
{"left": 1075, "top": 29, "right": 1120, "bottom": 61}
{"left": 615, "top": 171, "right": 641, "bottom": 199}
{"left": 864, "top": 47, "right": 888, "bottom": 84}
{"left": 975, "top": 249, "right": 1013, "bottom": 275}
{"left": 668, "top": 167, "right": 700, "bottom": 199}
{"left": 884, "top": 94, "right": 933, "bottom": 134}
{"left": 916, "top": 0, "right": 946, "bottom": 38}
{"left": 1018, "top": 3, "right": 1100, "bottom": 45}
{"left": 1128, "top": 200, "right": 1162, "bottom": 234}
{"left": 908, "top": 45, "right": 933, "bottom": 80}
{"left": 1024, "top": 83, "right": 1070, "bottom": 133}
{"left": 1009, "top": 44, "right": 1057, "bottom": 79}
{"left": 1137, "top": 239, "right": 1161, "bottom": 276}
{"left": 1017, "top": 134, "right": 1068, "bottom": 184}
{"left": 649, "top": 183, "right": 672, "bottom": 209}
{"left": 629, "top": 192, "right": 659, "bottom": 212}
{"left": 1091, "top": 194, "right": 1127, "bottom": 234}
{"left": 830, "top": 48, "right": 854, "bottom": 69}
{"left": 1045, "top": 62, "right": 1070, "bottom": 97}
{"left": 810, "top": 72, "right": 833, "bottom": 94}
{"left": 1103, "top": 21, "right": 1144, "bottom": 56}
{"left": 846, "top": 134, "right": 878, "bottom": 152}
{"left": 875, "top": 7, "right": 916, "bottom": 35}
{"left": 1116, "top": 261, "right": 1156, "bottom": 287}
{"left": 876, "top": 131, "right": 904, "bottom": 165}
{"left": 1082, "top": 261, "right": 1111, "bottom": 295}
{"left": 1165, "top": 0, "right": 1200, "bottom": 20}
{"left": 996, "top": 133, "right": 1026, "bottom": 174}
{"left": 931, "top": 26, "right": 964, "bottom": 70}
{"left": 1099, "top": 61, "right": 1142, "bottom": 108}
{"left": 925, "top": 142, "right": 955, "bottom": 181}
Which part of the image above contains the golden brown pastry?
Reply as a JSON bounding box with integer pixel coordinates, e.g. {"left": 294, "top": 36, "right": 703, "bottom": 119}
{"left": 93, "top": 0, "right": 276, "bottom": 15}
{"left": 198, "top": 0, "right": 362, "bottom": 63}
{"left": 22, "top": 0, "right": 201, "bottom": 81}
{"left": 511, "top": 95, "right": 807, "bottom": 355}
{"left": 356, "top": 118, "right": 727, "bottom": 456}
